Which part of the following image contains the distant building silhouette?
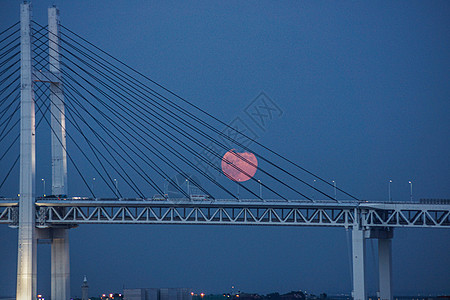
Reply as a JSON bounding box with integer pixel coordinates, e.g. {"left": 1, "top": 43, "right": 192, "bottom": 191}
{"left": 234, "top": 292, "right": 305, "bottom": 300}
{"left": 82, "top": 275, "right": 89, "bottom": 300}
{"left": 124, "top": 288, "right": 192, "bottom": 300}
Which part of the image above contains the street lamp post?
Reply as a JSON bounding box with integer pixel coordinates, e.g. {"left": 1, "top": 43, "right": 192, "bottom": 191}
{"left": 41, "top": 178, "right": 45, "bottom": 197}
{"left": 313, "top": 179, "right": 316, "bottom": 200}
{"left": 409, "top": 180, "right": 413, "bottom": 201}
{"left": 237, "top": 179, "right": 240, "bottom": 200}
{"left": 258, "top": 180, "right": 262, "bottom": 199}
{"left": 388, "top": 180, "right": 392, "bottom": 201}
{"left": 114, "top": 178, "right": 118, "bottom": 197}
{"left": 332, "top": 180, "right": 336, "bottom": 200}
{"left": 92, "top": 177, "right": 95, "bottom": 196}
{"left": 185, "top": 179, "right": 190, "bottom": 198}
{"left": 164, "top": 178, "right": 167, "bottom": 195}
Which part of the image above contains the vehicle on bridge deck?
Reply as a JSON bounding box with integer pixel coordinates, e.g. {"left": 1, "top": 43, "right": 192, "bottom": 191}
{"left": 152, "top": 194, "right": 167, "bottom": 201}
{"left": 189, "top": 194, "right": 210, "bottom": 201}
{"left": 36, "top": 195, "right": 69, "bottom": 201}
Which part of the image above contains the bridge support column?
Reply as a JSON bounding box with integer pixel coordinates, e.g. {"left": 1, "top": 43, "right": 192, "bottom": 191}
{"left": 352, "top": 227, "right": 366, "bottom": 300}
{"left": 48, "top": 6, "right": 71, "bottom": 300}
{"left": 17, "top": 3, "right": 37, "bottom": 300}
{"left": 51, "top": 229, "right": 70, "bottom": 300}
{"left": 378, "top": 238, "right": 393, "bottom": 300}
{"left": 365, "top": 228, "right": 393, "bottom": 300}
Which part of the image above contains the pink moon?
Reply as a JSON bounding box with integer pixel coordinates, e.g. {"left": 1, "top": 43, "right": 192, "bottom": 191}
{"left": 221, "top": 149, "right": 258, "bottom": 182}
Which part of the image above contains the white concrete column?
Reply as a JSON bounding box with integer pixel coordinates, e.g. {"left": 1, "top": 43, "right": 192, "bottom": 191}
{"left": 17, "top": 3, "right": 37, "bottom": 300}
{"left": 378, "top": 239, "right": 393, "bottom": 300}
{"left": 51, "top": 229, "right": 71, "bottom": 300}
{"left": 48, "top": 6, "right": 71, "bottom": 300}
{"left": 48, "top": 6, "right": 67, "bottom": 196}
{"left": 352, "top": 227, "right": 366, "bottom": 300}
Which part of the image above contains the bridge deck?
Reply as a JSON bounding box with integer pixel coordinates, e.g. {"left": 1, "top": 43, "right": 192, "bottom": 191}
{"left": 1, "top": 198, "right": 449, "bottom": 228}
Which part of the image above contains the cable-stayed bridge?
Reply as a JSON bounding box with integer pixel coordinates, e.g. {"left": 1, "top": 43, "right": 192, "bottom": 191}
{"left": 0, "top": 3, "right": 449, "bottom": 300}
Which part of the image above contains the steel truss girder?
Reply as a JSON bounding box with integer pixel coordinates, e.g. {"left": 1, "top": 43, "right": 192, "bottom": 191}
{"left": 37, "top": 205, "right": 355, "bottom": 226}
{"left": 0, "top": 206, "right": 18, "bottom": 225}
{"left": 1, "top": 200, "right": 449, "bottom": 228}
{"left": 360, "top": 203, "right": 450, "bottom": 228}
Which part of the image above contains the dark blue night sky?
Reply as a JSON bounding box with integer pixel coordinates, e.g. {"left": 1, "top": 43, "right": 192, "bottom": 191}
{"left": 1, "top": 1, "right": 449, "bottom": 297}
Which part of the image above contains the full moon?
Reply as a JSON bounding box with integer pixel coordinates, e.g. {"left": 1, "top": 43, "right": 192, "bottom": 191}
{"left": 221, "top": 149, "right": 258, "bottom": 182}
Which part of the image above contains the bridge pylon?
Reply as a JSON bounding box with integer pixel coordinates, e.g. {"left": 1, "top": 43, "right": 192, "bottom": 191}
{"left": 16, "top": 3, "right": 70, "bottom": 300}
{"left": 16, "top": 3, "right": 37, "bottom": 300}
{"left": 48, "top": 6, "right": 71, "bottom": 300}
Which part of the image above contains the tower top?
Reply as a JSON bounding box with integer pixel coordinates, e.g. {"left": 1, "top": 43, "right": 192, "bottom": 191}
{"left": 82, "top": 275, "right": 89, "bottom": 300}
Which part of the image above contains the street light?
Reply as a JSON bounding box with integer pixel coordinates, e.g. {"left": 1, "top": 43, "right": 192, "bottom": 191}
{"left": 92, "top": 177, "right": 96, "bottom": 195}
{"left": 313, "top": 179, "right": 316, "bottom": 200}
{"left": 409, "top": 180, "right": 413, "bottom": 202}
{"left": 41, "top": 178, "right": 45, "bottom": 197}
{"left": 164, "top": 178, "right": 168, "bottom": 195}
{"left": 332, "top": 180, "right": 336, "bottom": 200}
{"left": 237, "top": 179, "right": 240, "bottom": 200}
{"left": 185, "top": 178, "right": 190, "bottom": 198}
{"left": 258, "top": 180, "right": 262, "bottom": 199}
{"left": 113, "top": 178, "right": 118, "bottom": 197}
{"left": 388, "top": 179, "right": 392, "bottom": 201}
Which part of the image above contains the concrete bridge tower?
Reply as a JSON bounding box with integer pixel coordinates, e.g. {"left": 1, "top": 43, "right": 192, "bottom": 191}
{"left": 16, "top": 3, "right": 70, "bottom": 300}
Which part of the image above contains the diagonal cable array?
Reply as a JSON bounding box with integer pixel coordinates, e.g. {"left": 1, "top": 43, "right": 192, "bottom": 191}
{"left": 38, "top": 21, "right": 360, "bottom": 201}
{"left": 58, "top": 26, "right": 359, "bottom": 201}
{"left": 0, "top": 22, "right": 54, "bottom": 191}
{"left": 0, "top": 22, "right": 20, "bottom": 139}
{"left": 1, "top": 20, "right": 360, "bottom": 202}
{"left": 0, "top": 22, "right": 21, "bottom": 191}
